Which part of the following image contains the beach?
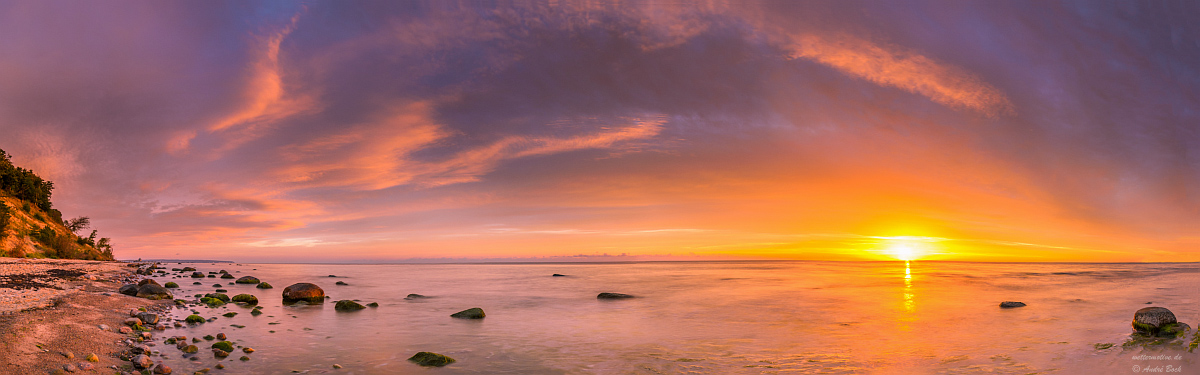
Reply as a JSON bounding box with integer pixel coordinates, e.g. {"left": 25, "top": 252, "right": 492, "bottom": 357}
{"left": 0, "top": 259, "right": 161, "bottom": 374}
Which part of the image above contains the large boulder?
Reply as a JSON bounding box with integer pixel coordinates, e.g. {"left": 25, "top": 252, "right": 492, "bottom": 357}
{"left": 204, "top": 293, "right": 231, "bottom": 303}
{"left": 450, "top": 307, "right": 485, "bottom": 319}
{"left": 335, "top": 300, "right": 366, "bottom": 312}
{"left": 1133, "top": 307, "right": 1178, "bottom": 336}
{"left": 190, "top": 272, "right": 205, "bottom": 278}
{"left": 137, "top": 279, "right": 160, "bottom": 287}
{"left": 118, "top": 284, "right": 139, "bottom": 296}
{"left": 136, "top": 284, "right": 173, "bottom": 300}
{"left": 235, "top": 276, "right": 260, "bottom": 284}
{"left": 220, "top": 273, "right": 235, "bottom": 279}
{"left": 282, "top": 283, "right": 324, "bottom": 304}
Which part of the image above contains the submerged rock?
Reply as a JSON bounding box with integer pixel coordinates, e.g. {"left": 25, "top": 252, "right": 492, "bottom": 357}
{"left": 118, "top": 284, "right": 139, "bottom": 296}
{"left": 211, "top": 341, "right": 234, "bottom": 352}
{"left": 552, "top": 274, "right": 566, "bottom": 277}
{"left": 334, "top": 300, "right": 366, "bottom": 311}
{"left": 408, "top": 352, "right": 455, "bottom": 367}
{"left": 231, "top": 294, "right": 258, "bottom": 305}
{"left": 185, "top": 315, "right": 205, "bottom": 324}
{"left": 450, "top": 307, "right": 485, "bottom": 319}
{"left": 1133, "top": 307, "right": 1179, "bottom": 336}
{"left": 164, "top": 282, "right": 179, "bottom": 288}
{"left": 235, "top": 276, "right": 260, "bottom": 284}
{"left": 367, "top": 302, "right": 379, "bottom": 308}
{"left": 204, "top": 293, "right": 231, "bottom": 302}
{"left": 404, "top": 294, "right": 428, "bottom": 300}
{"left": 256, "top": 282, "right": 273, "bottom": 289}
{"left": 597, "top": 292, "right": 635, "bottom": 299}
{"left": 335, "top": 281, "right": 348, "bottom": 285}
{"left": 181, "top": 267, "right": 196, "bottom": 271}
{"left": 220, "top": 273, "right": 235, "bottom": 279}
{"left": 999, "top": 301, "right": 1026, "bottom": 308}
{"left": 282, "top": 283, "right": 325, "bottom": 304}
{"left": 136, "top": 284, "right": 173, "bottom": 300}
{"left": 191, "top": 272, "right": 205, "bottom": 278}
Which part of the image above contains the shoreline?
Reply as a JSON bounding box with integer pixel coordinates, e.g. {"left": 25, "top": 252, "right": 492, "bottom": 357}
{"left": 0, "top": 258, "right": 166, "bottom": 374}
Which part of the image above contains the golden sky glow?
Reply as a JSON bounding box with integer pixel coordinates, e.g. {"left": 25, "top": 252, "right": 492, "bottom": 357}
{"left": 1, "top": 2, "right": 1197, "bottom": 262}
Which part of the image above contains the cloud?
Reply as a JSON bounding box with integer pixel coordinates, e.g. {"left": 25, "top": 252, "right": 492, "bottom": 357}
{"left": 789, "top": 33, "right": 1014, "bottom": 116}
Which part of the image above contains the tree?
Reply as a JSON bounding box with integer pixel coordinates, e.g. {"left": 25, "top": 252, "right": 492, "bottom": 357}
{"left": 66, "top": 217, "right": 91, "bottom": 233}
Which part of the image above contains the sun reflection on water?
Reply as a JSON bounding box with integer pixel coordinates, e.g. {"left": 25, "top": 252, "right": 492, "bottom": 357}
{"left": 903, "top": 260, "right": 914, "bottom": 314}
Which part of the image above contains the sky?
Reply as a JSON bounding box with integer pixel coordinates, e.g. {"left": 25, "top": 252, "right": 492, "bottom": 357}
{"left": 1, "top": 0, "right": 1199, "bottom": 262}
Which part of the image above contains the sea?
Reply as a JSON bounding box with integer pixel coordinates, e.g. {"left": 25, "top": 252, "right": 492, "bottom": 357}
{"left": 143, "top": 261, "right": 1200, "bottom": 374}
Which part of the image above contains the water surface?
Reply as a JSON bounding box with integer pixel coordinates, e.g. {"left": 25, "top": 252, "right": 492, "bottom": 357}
{"left": 147, "top": 261, "right": 1200, "bottom": 374}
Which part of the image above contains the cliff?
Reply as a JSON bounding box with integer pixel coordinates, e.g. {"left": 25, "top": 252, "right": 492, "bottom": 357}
{"left": 0, "top": 148, "right": 113, "bottom": 260}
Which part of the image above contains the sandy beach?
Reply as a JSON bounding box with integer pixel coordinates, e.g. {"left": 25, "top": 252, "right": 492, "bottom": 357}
{"left": 0, "top": 259, "right": 165, "bottom": 375}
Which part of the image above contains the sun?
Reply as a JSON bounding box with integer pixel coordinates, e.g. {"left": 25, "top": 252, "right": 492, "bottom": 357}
{"left": 880, "top": 236, "right": 934, "bottom": 261}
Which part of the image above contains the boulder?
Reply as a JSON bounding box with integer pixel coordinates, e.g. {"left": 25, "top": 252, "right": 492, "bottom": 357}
{"left": 597, "top": 292, "right": 635, "bottom": 299}
{"left": 367, "top": 302, "right": 379, "bottom": 308}
{"left": 1133, "top": 307, "right": 1178, "bottom": 336}
{"left": 256, "top": 282, "right": 273, "bottom": 289}
{"left": 118, "top": 284, "right": 139, "bottom": 296}
{"left": 999, "top": 301, "right": 1026, "bottom": 308}
{"left": 335, "top": 281, "right": 348, "bottom": 285}
{"left": 404, "top": 294, "right": 428, "bottom": 300}
{"left": 181, "top": 267, "right": 196, "bottom": 271}
{"left": 204, "top": 293, "right": 231, "bottom": 302}
{"left": 212, "top": 348, "right": 229, "bottom": 358}
{"left": 450, "top": 307, "right": 485, "bottom": 319}
{"left": 282, "top": 283, "right": 325, "bottom": 304}
{"left": 231, "top": 294, "right": 258, "bottom": 305}
{"left": 235, "top": 276, "right": 260, "bottom": 284}
{"left": 334, "top": 300, "right": 365, "bottom": 311}
{"left": 164, "top": 282, "right": 179, "bottom": 288}
{"left": 220, "top": 273, "right": 235, "bottom": 279}
{"left": 137, "top": 279, "right": 160, "bottom": 287}
{"left": 185, "top": 315, "right": 204, "bottom": 324}
{"left": 137, "top": 312, "right": 159, "bottom": 325}
{"left": 136, "top": 284, "right": 173, "bottom": 300}
{"left": 408, "top": 352, "right": 455, "bottom": 367}
{"left": 190, "top": 272, "right": 205, "bottom": 278}
{"left": 152, "top": 364, "right": 172, "bottom": 374}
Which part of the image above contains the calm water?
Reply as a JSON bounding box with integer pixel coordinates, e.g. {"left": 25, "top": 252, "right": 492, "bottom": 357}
{"left": 144, "top": 261, "right": 1200, "bottom": 374}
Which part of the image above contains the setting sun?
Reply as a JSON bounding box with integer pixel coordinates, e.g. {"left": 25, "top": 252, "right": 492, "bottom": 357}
{"left": 881, "top": 236, "right": 937, "bottom": 261}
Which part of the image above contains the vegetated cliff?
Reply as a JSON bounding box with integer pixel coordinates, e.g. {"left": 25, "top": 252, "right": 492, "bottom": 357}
{"left": 0, "top": 149, "right": 113, "bottom": 260}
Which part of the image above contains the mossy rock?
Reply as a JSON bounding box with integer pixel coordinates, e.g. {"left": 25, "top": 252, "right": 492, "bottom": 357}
{"left": 367, "top": 302, "right": 379, "bottom": 308}
{"left": 211, "top": 341, "right": 234, "bottom": 352}
{"left": 231, "top": 294, "right": 258, "bottom": 305}
{"left": 408, "top": 352, "right": 455, "bottom": 367}
{"left": 183, "top": 345, "right": 198, "bottom": 353}
{"left": 191, "top": 272, "right": 205, "bottom": 278}
{"left": 250, "top": 309, "right": 263, "bottom": 316}
{"left": 136, "top": 284, "right": 173, "bottom": 300}
{"left": 164, "top": 282, "right": 179, "bottom": 288}
{"left": 185, "top": 315, "right": 204, "bottom": 324}
{"left": 235, "top": 276, "right": 260, "bottom": 284}
{"left": 200, "top": 297, "right": 226, "bottom": 307}
{"left": 450, "top": 307, "right": 485, "bottom": 319}
{"left": 282, "top": 283, "right": 325, "bottom": 304}
{"left": 240, "top": 356, "right": 250, "bottom": 361}
{"left": 335, "top": 281, "right": 348, "bottom": 285}
{"left": 182, "top": 267, "right": 196, "bottom": 271}
{"left": 220, "top": 274, "right": 235, "bottom": 279}
{"left": 256, "top": 282, "right": 273, "bottom": 289}
{"left": 204, "top": 293, "right": 231, "bottom": 302}
{"left": 223, "top": 312, "right": 237, "bottom": 318}
{"left": 334, "top": 300, "right": 366, "bottom": 312}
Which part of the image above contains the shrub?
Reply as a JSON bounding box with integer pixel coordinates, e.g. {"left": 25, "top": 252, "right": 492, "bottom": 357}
{"left": 0, "top": 202, "right": 9, "bottom": 240}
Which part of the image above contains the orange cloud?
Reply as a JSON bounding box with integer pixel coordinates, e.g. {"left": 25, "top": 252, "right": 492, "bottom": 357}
{"left": 789, "top": 33, "right": 1014, "bottom": 116}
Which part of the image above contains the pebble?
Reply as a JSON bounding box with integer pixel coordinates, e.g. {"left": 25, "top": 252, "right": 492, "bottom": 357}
{"left": 86, "top": 353, "right": 99, "bottom": 362}
{"left": 78, "top": 363, "right": 94, "bottom": 371}
{"left": 119, "top": 326, "right": 133, "bottom": 334}
{"left": 132, "top": 354, "right": 154, "bottom": 369}
{"left": 62, "top": 363, "right": 77, "bottom": 372}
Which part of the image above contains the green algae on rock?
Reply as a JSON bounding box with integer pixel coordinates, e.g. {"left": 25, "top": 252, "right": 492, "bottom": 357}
{"left": 450, "top": 307, "right": 485, "bottom": 319}
{"left": 334, "top": 300, "right": 366, "bottom": 311}
{"left": 231, "top": 294, "right": 259, "bottom": 305}
{"left": 408, "top": 352, "right": 456, "bottom": 367}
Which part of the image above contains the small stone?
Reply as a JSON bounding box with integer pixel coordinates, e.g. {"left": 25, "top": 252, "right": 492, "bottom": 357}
{"left": 334, "top": 300, "right": 365, "bottom": 311}
{"left": 367, "top": 302, "right": 379, "bottom": 308}
{"left": 132, "top": 354, "right": 154, "bottom": 369}
{"left": 404, "top": 294, "right": 428, "bottom": 300}
{"left": 62, "top": 364, "right": 76, "bottom": 372}
{"left": 332, "top": 364, "right": 342, "bottom": 369}
{"left": 215, "top": 364, "right": 225, "bottom": 369}
{"left": 62, "top": 351, "right": 74, "bottom": 359}
{"left": 98, "top": 324, "right": 110, "bottom": 331}
{"left": 450, "top": 307, "right": 485, "bottom": 319}
{"left": 119, "top": 326, "right": 133, "bottom": 334}
{"left": 153, "top": 363, "right": 173, "bottom": 374}
{"left": 77, "top": 363, "right": 94, "bottom": 371}
{"left": 597, "top": 292, "right": 635, "bottom": 299}
{"left": 212, "top": 348, "right": 229, "bottom": 358}
{"left": 125, "top": 318, "right": 142, "bottom": 326}
{"left": 408, "top": 352, "right": 455, "bottom": 367}
{"left": 999, "top": 301, "right": 1026, "bottom": 308}
{"left": 86, "top": 353, "right": 98, "bottom": 362}
{"left": 211, "top": 341, "right": 234, "bottom": 352}
{"left": 242, "top": 347, "right": 255, "bottom": 353}
{"left": 335, "top": 281, "right": 348, "bottom": 285}
{"left": 216, "top": 333, "right": 226, "bottom": 340}
{"left": 552, "top": 274, "right": 566, "bottom": 277}
{"left": 183, "top": 345, "right": 198, "bottom": 353}
{"left": 239, "top": 356, "right": 250, "bottom": 361}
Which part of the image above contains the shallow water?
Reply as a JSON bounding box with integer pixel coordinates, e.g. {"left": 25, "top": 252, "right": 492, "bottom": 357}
{"left": 145, "top": 261, "right": 1200, "bottom": 374}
